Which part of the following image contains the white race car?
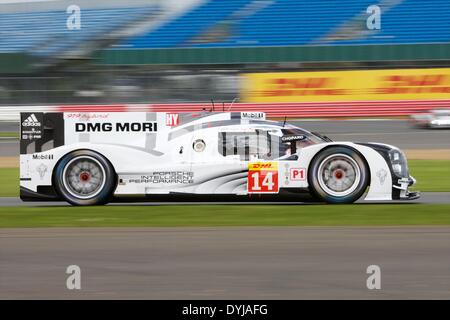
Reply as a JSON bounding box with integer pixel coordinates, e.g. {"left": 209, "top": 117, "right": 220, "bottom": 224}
{"left": 410, "top": 109, "right": 450, "bottom": 129}
{"left": 20, "top": 111, "right": 419, "bottom": 205}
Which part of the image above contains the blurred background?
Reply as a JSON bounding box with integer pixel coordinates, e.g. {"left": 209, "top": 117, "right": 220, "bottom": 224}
{"left": 0, "top": 0, "right": 449, "bottom": 114}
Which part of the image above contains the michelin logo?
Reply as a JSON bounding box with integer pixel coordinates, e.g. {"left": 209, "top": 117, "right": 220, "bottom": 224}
{"left": 22, "top": 114, "right": 41, "bottom": 127}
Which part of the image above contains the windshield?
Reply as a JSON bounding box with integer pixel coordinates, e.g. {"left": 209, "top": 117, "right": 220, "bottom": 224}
{"left": 281, "top": 128, "right": 328, "bottom": 144}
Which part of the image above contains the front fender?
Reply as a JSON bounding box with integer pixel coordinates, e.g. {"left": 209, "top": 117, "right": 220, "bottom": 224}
{"left": 300, "top": 142, "right": 392, "bottom": 200}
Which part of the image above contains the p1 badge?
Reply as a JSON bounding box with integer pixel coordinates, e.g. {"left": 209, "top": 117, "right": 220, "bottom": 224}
{"left": 248, "top": 162, "right": 279, "bottom": 193}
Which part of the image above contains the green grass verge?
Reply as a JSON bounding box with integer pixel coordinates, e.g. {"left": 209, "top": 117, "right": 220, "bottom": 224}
{"left": 1, "top": 160, "right": 449, "bottom": 198}
{"left": 0, "top": 168, "right": 18, "bottom": 197}
{"left": 408, "top": 160, "right": 450, "bottom": 192}
{"left": 1, "top": 160, "right": 449, "bottom": 228}
{"left": 0, "top": 132, "right": 18, "bottom": 138}
{"left": 0, "top": 204, "right": 449, "bottom": 228}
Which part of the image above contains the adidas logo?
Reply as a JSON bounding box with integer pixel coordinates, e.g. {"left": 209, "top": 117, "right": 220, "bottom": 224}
{"left": 22, "top": 114, "right": 41, "bottom": 127}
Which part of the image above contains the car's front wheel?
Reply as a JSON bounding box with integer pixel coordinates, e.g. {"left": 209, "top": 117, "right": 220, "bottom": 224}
{"left": 54, "top": 150, "right": 116, "bottom": 205}
{"left": 308, "top": 147, "right": 369, "bottom": 204}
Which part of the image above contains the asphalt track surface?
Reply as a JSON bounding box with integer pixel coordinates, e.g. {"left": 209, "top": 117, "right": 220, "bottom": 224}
{"left": 0, "top": 192, "right": 449, "bottom": 207}
{"left": 1, "top": 119, "right": 449, "bottom": 156}
{"left": 1, "top": 226, "right": 450, "bottom": 299}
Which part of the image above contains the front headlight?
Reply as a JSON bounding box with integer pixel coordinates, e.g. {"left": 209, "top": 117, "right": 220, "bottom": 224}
{"left": 389, "top": 149, "right": 409, "bottom": 177}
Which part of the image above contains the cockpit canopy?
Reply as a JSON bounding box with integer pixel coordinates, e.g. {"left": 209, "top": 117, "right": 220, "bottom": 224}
{"left": 218, "top": 126, "right": 327, "bottom": 160}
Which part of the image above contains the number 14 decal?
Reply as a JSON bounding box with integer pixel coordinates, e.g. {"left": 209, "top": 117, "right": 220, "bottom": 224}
{"left": 248, "top": 162, "right": 279, "bottom": 193}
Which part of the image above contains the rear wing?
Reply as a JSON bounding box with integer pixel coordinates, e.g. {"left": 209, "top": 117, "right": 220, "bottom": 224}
{"left": 19, "top": 111, "right": 267, "bottom": 155}
{"left": 20, "top": 111, "right": 165, "bottom": 155}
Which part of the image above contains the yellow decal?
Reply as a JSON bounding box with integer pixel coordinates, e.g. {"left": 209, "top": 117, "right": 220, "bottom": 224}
{"left": 248, "top": 162, "right": 278, "bottom": 171}
{"left": 242, "top": 68, "right": 450, "bottom": 103}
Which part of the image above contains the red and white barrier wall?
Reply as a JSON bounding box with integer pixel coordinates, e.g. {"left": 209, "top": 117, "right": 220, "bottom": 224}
{"left": 1, "top": 100, "right": 450, "bottom": 121}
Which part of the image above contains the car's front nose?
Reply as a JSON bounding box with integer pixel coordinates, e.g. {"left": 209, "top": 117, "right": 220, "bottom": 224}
{"left": 388, "top": 148, "right": 420, "bottom": 200}
{"left": 395, "top": 176, "right": 420, "bottom": 200}
{"left": 356, "top": 142, "right": 420, "bottom": 200}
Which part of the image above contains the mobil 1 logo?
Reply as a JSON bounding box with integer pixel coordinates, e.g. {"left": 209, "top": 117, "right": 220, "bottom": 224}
{"left": 21, "top": 112, "right": 43, "bottom": 141}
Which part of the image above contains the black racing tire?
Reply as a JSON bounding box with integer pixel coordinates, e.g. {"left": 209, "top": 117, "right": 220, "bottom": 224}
{"left": 53, "top": 150, "right": 116, "bottom": 206}
{"left": 308, "top": 146, "right": 370, "bottom": 204}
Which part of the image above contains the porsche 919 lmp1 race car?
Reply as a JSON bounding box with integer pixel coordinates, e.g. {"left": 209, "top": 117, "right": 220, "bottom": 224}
{"left": 19, "top": 111, "right": 419, "bottom": 205}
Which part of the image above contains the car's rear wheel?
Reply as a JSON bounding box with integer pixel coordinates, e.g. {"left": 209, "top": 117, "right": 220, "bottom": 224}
{"left": 54, "top": 150, "right": 116, "bottom": 206}
{"left": 308, "top": 147, "right": 369, "bottom": 204}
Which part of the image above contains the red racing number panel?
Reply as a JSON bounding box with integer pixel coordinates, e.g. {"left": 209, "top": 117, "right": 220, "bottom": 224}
{"left": 248, "top": 162, "right": 279, "bottom": 193}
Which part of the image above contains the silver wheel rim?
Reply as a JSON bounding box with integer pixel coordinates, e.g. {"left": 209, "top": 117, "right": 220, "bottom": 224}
{"left": 62, "top": 156, "right": 106, "bottom": 199}
{"left": 317, "top": 153, "right": 361, "bottom": 197}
